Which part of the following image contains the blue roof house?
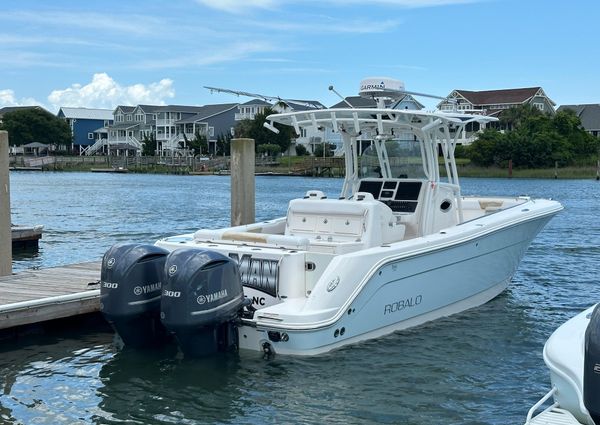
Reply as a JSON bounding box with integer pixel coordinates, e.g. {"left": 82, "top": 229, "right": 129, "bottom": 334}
{"left": 57, "top": 107, "right": 114, "bottom": 154}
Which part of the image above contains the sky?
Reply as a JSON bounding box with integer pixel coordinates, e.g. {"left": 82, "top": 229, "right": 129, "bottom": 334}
{"left": 0, "top": 0, "right": 598, "bottom": 112}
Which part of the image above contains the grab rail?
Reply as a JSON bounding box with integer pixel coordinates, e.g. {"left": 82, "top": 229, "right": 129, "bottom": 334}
{"left": 525, "top": 386, "right": 558, "bottom": 424}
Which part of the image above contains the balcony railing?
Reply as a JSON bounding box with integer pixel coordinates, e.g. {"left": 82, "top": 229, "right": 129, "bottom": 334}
{"left": 156, "top": 119, "right": 177, "bottom": 126}
{"left": 235, "top": 113, "right": 255, "bottom": 121}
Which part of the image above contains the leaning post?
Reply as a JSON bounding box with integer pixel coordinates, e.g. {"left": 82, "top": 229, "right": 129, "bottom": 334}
{"left": 230, "top": 138, "right": 255, "bottom": 226}
{"left": 0, "top": 131, "right": 12, "bottom": 276}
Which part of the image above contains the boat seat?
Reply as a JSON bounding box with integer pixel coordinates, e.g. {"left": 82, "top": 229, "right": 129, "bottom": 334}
{"left": 285, "top": 193, "right": 405, "bottom": 251}
{"left": 303, "top": 190, "right": 327, "bottom": 199}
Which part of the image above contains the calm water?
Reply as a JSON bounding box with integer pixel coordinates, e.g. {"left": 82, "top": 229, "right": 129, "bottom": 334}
{"left": 2, "top": 172, "right": 600, "bottom": 424}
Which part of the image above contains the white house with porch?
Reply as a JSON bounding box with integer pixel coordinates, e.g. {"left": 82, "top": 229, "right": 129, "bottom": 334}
{"left": 436, "top": 87, "right": 556, "bottom": 145}
{"left": 86, "top": 103, "right": 239, "bottom": 156}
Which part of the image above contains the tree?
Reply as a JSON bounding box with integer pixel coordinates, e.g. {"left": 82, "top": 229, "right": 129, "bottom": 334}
{"left": 257, "top": 143, "right": 281, "bottom": 157}
{"left": 295, "top": 144, "right": 308, "bottom": 156}
{"left": 142, "top": 132, "right": 157, "bottom": 156}
{"left": 468, "top": 105, "right": 599, "bottom": 168}
{"left": 0, "top": 108, "right": 72, "bottom": 147}
{"left": 233, "top": 107, "right": 293, "bottom": 154}
{"left": 313, "top": 143, "right": 335, "bottom": 158}
{"left": 189, "top": 130, "right": 208, "bottom": 155}
{"left": 216, "top": 133, "right": 231, "bottom": 156}
{"left": 499, "top": 104, "right": 543, "bottom": 131}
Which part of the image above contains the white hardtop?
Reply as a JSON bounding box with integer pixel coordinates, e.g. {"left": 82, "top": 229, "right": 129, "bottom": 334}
{"left": 269, "top": 108, "right": 495, "bottom": 192}
{"left": 268, "top": 88, "right": 498, "bottom": 229}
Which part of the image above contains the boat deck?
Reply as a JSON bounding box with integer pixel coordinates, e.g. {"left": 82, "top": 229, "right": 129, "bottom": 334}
{"left": 0, "top": 261, "right": 101, "bottom": 330}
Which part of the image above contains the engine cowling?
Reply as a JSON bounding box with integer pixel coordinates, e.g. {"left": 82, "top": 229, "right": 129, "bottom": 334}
{"left": 100, "top": 243, "right": 169, "bottom": 348}
{"left": 584, "top": 304, "right": 600, "bottom": 424}
{"left": 160, "top": 248, "right": 245, "bottom": 357}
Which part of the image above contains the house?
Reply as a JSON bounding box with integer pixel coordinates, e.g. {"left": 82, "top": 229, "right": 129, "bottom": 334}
{"left": 557, "top": 104, "right": 600, "bottom": 138}
{"left": 169, "top": 103, "right": 239, "bottom": 155}
{"left": 233, "top": 97, "right": 330, "bottom": 155}
{"left": 437, "top": 87, "right": 556, "bottom": 144}
{"left": 235, "top": 99, "right": 271, "bottom": 121}
{"left": 89, "top": 103, "right": 239, "bottom": 156}
{"left": 22, "top": 141, "right": 49, "bottom": 156}
{"left": 57, "top": 107, "right": 114, "bottom": 154}
{"left": 266, "top": 99, "right": 327, "bottom": 155}
{"left": 329, "top": 94, "right": 424, "bottom": 110}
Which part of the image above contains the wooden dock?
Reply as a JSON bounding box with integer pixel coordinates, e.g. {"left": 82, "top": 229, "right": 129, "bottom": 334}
{"left": 0, "top": 261, "right": 101, "bottom": 330}
{"left": 11, "top": 224, "right": 43, "bottom": 249}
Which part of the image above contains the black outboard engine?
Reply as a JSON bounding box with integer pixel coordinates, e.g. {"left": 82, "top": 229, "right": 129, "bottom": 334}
{"left": 100, "top": 243, "right": 170, "bottom": 348}
{"left": 584, "top": 304, "right": 600, "bottom": 424}
{"left": 160, "top": 248, "right": 245, "bottom": 357}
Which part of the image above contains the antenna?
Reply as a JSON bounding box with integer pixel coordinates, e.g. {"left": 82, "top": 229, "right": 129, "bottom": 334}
{"left": 328, "top": 85, "right": 354, "bottom": 108}
{"left": 204, "top": 86, "right": 324, "bottom": 110}
{"left": 359, "top": 78, "right": 457, "bottom": 111}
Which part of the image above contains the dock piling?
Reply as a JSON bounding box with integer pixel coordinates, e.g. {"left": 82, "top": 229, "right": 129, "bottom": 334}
{"left": 0, "top": 131, "right": 12, "bottom": 277}
{"left": 230, "top": 138, "right": 255, "bottom": 226}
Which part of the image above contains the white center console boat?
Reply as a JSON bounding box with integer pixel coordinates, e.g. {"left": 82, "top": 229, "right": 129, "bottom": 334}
{"left": 526, "top": 305, "right": 600, "bottom": 425}
{"left": 99, "top": 78, "right": 563, "bottom": 357}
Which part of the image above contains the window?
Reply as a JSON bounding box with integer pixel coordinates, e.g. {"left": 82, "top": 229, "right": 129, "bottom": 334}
{"left": 533, "top": 102, "right": 544, "bottom": 111}
{"left": 127, "top": 115, "right": 132, "bottom": 121}
{"left": 209, "top": 127, "right": 215, "bottom": 137}
{"left": 88, "top": 133, "right": 94, "bottom": 139}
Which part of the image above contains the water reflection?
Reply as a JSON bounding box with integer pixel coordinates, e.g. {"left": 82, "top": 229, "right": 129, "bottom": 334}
{"left": 95, "top": 347, "right": 244, "bottom": 424}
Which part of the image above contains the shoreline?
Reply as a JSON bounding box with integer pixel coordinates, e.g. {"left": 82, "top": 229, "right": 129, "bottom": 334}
{"left": 8, "top": 155, "right": 600, "bottom": 179}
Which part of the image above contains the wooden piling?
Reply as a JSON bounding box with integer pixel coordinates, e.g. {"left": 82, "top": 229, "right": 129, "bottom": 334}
{"left": 230, "top": 138, "right": 255, "bottom": 226}
{"left": 0, "top": 131, "right": 11, "bottom": 277}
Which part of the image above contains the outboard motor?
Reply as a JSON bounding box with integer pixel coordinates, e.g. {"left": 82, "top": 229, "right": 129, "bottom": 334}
{"left": 100, "top": 243, "right": 170, "bottom": 348}
{"left": 584, "top": 304, "right": 600, "bottom": 424}
{"left": 160, "top": 249, "right": 245, "bottom": 357}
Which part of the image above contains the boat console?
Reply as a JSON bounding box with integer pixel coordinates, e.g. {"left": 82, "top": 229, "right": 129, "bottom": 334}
{"left": 357, "top": 178, "right": 423, "bottom": 213}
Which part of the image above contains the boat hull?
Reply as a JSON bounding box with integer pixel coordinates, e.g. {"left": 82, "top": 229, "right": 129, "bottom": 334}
{"left": 542, "top": 306, "right": 596, "bottom": 425}
{"left": 240, "top": 213, "right": 554, "bottom": 355}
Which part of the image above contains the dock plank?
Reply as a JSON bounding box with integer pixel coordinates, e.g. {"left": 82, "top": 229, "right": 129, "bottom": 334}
{"left": 0, "top": 261, "right": 102, "bottom": 330}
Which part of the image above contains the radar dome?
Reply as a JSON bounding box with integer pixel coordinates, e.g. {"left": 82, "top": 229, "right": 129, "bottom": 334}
{"left": 359, "top": 77, "right": 405, "bottom": 99}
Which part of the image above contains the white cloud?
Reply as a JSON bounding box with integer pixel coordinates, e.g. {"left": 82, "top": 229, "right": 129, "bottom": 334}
{"left": 251, "top": 18, "right": 402, "bottom": 33}
{"left": 2, "top": 11, "right": 163, "bottom": 37}
{"left": 195, "top": 0, "right": 276, "bottom": 13}
{"left": 47, "top": 73, "right": 175, "bottom": 109}
{"left": 0, "top": 89, "right": 42, "bottom": 108}
{"left": 136, "top": 41, "right": 277, "bottom": 69}
{"left": 196, "top": 0, "right": 474, "bottom": 12}
{"left": 0, "top": 89, "right": 17, "bottom": 106}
